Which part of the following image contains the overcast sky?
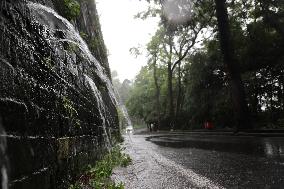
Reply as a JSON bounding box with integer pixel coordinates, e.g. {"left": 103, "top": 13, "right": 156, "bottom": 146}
{"left": 96, "top": 0, "right": 159, "bottom": 82}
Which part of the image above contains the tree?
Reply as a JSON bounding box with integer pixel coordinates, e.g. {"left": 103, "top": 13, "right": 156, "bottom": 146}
{"left": 126, "top": 67, "right": 156, "bottom": 123}
{"left": 147, "top": 34, "right": 162, "bottom": 129}
{"left": 130, "top": 0, "right": 284, "bottom": 130}
{"left": 214, "top": 0, "right": 252, "bottom": 130}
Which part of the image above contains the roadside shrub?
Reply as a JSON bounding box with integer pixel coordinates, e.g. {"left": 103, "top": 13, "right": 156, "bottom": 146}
{"left": 69, "top": 146, "right": 131, "bottom": 189}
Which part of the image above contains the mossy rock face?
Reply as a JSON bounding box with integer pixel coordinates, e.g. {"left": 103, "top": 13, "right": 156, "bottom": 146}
{"left": 57, "top": 137, "right": 70, "bottom": 159}
{"left": 75, "top": 0, "right": 111, "bottom": 77}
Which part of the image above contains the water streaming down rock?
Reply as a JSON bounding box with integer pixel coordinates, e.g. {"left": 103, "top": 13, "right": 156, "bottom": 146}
{"left": 84, "top": 75, "right": 112, "bottom": 148}
{"left": 27, "top": 1, "right": 133, "bottom": 141}
{"left": 112, "top": 87, "right": 133, "bottom": 128}
{"left": 109, "top": 87, "right": 133, "bottom": 132}
{"left": 120, "top": 104, "right": 133, "bottom": 127}
{"left": 27, "top": 1, "right": 118, "bottom": 142}
{"left": 0, "top": 0, "right": 129, "bottom": 187}
{"left": 28, "top": 2, "right": 117, "bottom": 107}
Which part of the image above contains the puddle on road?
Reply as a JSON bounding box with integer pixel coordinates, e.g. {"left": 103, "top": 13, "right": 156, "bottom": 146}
{"left": 147, "top": 134, "right": 284, "bottom": 159}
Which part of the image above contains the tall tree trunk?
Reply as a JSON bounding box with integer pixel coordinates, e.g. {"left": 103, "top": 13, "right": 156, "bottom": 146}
{"left": 214, "top": 0, "right": 252, "bottom": 130}
{"left": 168, "top": 62, "right": 174, "bottom": 121}
{"left": 153, "top": 55, "right": 161, "bottom": 130}
{"left": 175, "top": 61, "right": 182, "bottom": 127}
{"left": 167, "top": 35, "right": 174, "bottom": 129}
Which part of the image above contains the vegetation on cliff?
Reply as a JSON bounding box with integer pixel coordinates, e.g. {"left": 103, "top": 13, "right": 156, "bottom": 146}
{"left": 63, "top": 0, "right": 81, "bottom": 20}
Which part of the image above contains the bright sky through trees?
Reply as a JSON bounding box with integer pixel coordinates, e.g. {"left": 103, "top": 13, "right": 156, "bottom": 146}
{"left": 96, "top": 0, "right": 159, "bottom": 81}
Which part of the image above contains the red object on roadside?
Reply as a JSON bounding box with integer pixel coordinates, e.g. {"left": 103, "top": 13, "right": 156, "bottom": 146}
{"left": 204, "top": 121, "right": 213, "bottom": 129}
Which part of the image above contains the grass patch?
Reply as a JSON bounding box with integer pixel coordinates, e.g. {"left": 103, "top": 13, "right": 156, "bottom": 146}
{"left": 69, "top": 146, "right": 131, "bottom": 189}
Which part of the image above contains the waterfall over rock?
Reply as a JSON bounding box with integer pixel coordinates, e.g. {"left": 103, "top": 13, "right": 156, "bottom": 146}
{"left": 0, "top": 0, "right": 124, "bottom": 188}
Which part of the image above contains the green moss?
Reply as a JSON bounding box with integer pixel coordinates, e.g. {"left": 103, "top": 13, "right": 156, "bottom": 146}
{"left": 98, "top": 84, "right": 107, "bottom": 92}
{"left": 62, "top": 96, "right": 81, "bottom": 128}
{"left": 62, "top": 96, "right": 77, "bottom": 118}
{"left": 69, "top": 146, "right": 131, "bottom": 189}
{"left": 79, "top": 31, "right": 88, "bottom": 40}
{"left": 89, "top": 37, "right": 107, "bottom": 59}
{"left": 66, "top": 42, "right": 79, "bottom": 53}
{"left": 57, "top": 138, "right": 70, "bottom": 159}
{"left": 63, "top": 0, "right": 81, "bottom": 21}
{"left": 43, "top": 56, "right": 54, "bottom": 70}
{"left": 89, "top": 38, "right": 99, "bottom": 52}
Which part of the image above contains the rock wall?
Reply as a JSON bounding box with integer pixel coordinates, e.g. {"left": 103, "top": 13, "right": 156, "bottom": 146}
{"left": 0, "top": 0, "right": 119, "bottom": 188}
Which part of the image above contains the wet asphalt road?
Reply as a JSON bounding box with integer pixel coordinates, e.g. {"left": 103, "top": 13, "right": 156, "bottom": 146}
{"left": 112, "top": 133, "right": 284, "bottom": 189}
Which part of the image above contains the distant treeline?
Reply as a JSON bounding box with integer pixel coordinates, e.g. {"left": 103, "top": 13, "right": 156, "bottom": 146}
{"left": 117, "top": 0, "right": 284, "bottom": 131}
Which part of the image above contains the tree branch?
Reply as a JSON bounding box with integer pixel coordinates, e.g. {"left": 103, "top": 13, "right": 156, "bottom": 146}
{"left": 171, "top": 26, "right": 203, "bottom": 72}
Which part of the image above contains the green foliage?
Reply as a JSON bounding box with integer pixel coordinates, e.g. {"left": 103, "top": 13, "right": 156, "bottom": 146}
{"left": 126, "top": 0, "right": 284, "bottom": 130}
{"left": 62, "top": 96, "right": 80, "bottom": 127}
{"left": 183, "top": 51, "right": 234, "bottom": 128}
{"left": 126, "top": 64, "right": 168, "bottom": 124}
{"left": 69, "top": 146, "right": 131, "bottom": 189}
{"left": 126, "top": 66, "right": 156, "bottom": 122}
{"left": 63, "top": 0, "right": 80, "bottom": 21}
{"left": 79, "top": 31, "right": 88, "bottom": 40}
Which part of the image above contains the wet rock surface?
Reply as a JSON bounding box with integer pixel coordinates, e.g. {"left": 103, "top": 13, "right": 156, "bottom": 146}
{"left": 113, "top": 134, "right": 284, "bottom": 189}
{"left": 0, "top": 0, "right": 118, "bottom": 188}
